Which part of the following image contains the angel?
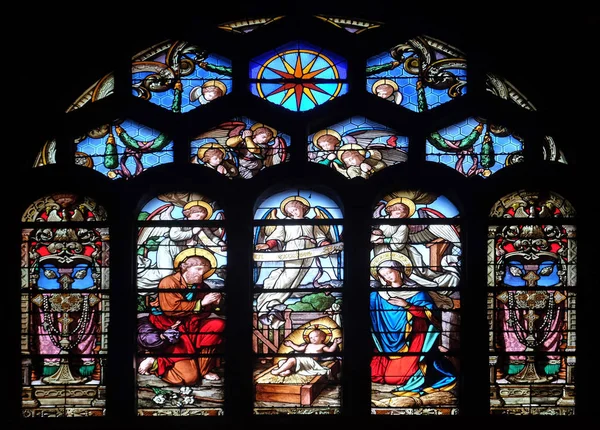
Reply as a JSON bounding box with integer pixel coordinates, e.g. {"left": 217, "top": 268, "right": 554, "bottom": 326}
{"left": 371, "top": 192, "right": 461, "bottom": 351}
{"left": 308, "top": 128, "right": 344, "bottom": 167}
{"left": 189, "top": 79, "right": 228, "bottom": 106}
{"left": 191, "top": 140, "right": 239, "bottom": 177}
{"left": 309, "top": 126, "right": 407, "bottom": 178}
{"left": 253, "top": 196, "right": 343, "bottom": 329}
{"left": 137, "top": 193, "right": 226, "bottom": 291}
{"left": 371, "top": 79, "right": 402, "bottom": 105}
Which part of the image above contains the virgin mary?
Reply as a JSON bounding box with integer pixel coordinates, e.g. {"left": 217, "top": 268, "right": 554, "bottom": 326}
{"left": 369, "top": 252, "right": 456, "bottom": 396}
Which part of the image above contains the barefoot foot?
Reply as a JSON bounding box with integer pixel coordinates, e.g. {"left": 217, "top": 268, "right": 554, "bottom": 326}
{"left": 138, "top": 357, "right": 155, "bottom": 375}
{"left": 203, "top": 372, "right": 221, "bottom": 381}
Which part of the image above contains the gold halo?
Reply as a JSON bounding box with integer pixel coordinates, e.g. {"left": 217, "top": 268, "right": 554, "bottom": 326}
{"left": 182, "top": 200, "right": 214, "bottom": 219}
{"left": 337, "top": 143, "right": 366, "bottom": 162}
{"left": 384, "top": 197, "right": 416, "bottom": 218}
{"left": 302, "top": 324, "right": 332, "bottom": 344}
{"left": 312, "top": 128, "right": 342, "bottom": 149}
{"left": 173, "top": 248, "right": 217, "bottom": 278}
{"left": 197, "top": 142, "right": 226, "bottom": 161}
{"left": 370, "top": 251, "right": 413, "bottom": 280}
{"left": 372, "top": 78, "right": 399, "bottom": 93}
{"left": 202, "top": 79, "right": 227, "bottom": 95}
{"left": 279, "top": 196, "right": 310, "bottom": 214}
{"left": 250, "top": 122, "right": 277, "bottom": 138}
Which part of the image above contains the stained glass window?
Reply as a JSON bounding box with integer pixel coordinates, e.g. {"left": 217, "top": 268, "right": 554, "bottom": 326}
{"left": 191, "top": 117, "right": 291, "bottom": 179}
{"left": 426, "top": 117, "right": 524, "bottom": 178}
{"left": 218, "top": 16, "right": 284, "bottom": 33}
{"left": 33, "top": 139, "right": 57, "bottom": 167}
{"left": 366, "top": 36, "right": 467, "bottom": 112}
{"left": 488, "top": 190, "right": 576, "bottom": 415}
{"left": 314, "top": 15, "right": 382, "bottom": 33}
{"left": 132, "top": 40, "right": 232, "bottom": 113}
{"left": 75, "top": 118, "right": 173, "bottom": 180}
{"left": 542, "top": 136, "right": 568, "bottom": 164}
{"left": 66, "top": 73, "right": 114, "bottom": 113}
{"left": 486, "top": 73, "right": 536, "bottom": 111}
{"left": 136, "top": 192, "right": 227, "bottom": 416}
{"left": 17, "top": 10, "right": 586, "bottom": 423}
{"left": 21, "top": 194, "right": 109, "bottom": 417}
{"left": 253, "top": 190, "right": 343, "bottom": 414}
{"left": 370, "top": 191, "right": 461, "bottom": 415}
{"left": 308, "top": 116, "right": 408, "bottom": 178}
{"left": 249, "top": 41, "right": 348, "bottom": 112}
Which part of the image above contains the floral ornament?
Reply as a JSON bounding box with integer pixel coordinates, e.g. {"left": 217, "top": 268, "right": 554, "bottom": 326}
{"left": 151, "top": 386, "right": 195, "bottom": 407}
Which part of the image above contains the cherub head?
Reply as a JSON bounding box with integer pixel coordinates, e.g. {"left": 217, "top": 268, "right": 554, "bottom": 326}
{"left": 316, "top": 134, "right": 340, "bottom": 151}
{"left": 182, "top": 200, "right": 213, "bottom": 220}
{"left": 283, "top": 199, "right": 309, "bottom": 219}
{"left": 386, "top": 202, "right": 410, "bottom": 219}
{"left": 252, "top": 126, "right": 274, "bottom": 144}
{"left": 202, "top": 85, "right": 224, "bottom": 101}
{"left": 371, "top": 79, "right": 401, "bottom": 104}
{"left": 202, "top": 148, "right": 225, "bottom": 167}
{"left": 341, "top": 149, "right": 366, "bottom": 167}
{"left": 375, "top": 83, "right": 395, "bottom": 99}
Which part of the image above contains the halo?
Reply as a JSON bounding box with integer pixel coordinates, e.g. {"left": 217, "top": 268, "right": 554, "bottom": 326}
{"left": 250, "top": 122, "right": 277, "bottom": 138}
{"left": 279, "top": 196, "right": 310, "bottom": 214}
{"left": 302, "top": 324, "right": 333, "bottom": 344}
{"left": 312, "top": 128, "right": 342, "bottom": 149}
{"left": 173, "top": 248, "right": 217, "bottom": 278}
{"left": 202, "top": 79, "right": 227, "bottom": 95}
{"left": 370, "top": 251, "right": 413, "bottom": 280}
{"left": 197, "top": 142, "right": 226, "bottom": 161}
{"left": 384, "top": 197, "right": 416, "bottom": 218}
{"left": 337, "top": 143, "right": 366, "bottom": 162}
{"left": 372, "top": 78, "right": 399, "bottom": 93}
{"left": 182, "top": 200, "right": 214, "bottom": 219}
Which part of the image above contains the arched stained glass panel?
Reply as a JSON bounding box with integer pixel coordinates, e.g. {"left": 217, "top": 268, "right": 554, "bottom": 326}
{"left": 488, "top": 190, "right": 576, "bottom": 415}
{"left": 249, "top": 41, "right": 348, "bottom": 112}
{"left": 75, "top": 118, "right": 173, "bottom": 180}
{"left": 426, "top": 117, "right": 524, "bottom": 178}
{"left": 132, "top": 40, "right": 232, "bottom": 113}
{"left": 21, "top": 193, "right": 109, "bottom": 418}
{"left": 307, "top": 116, "right": 408, "bottom": 178}
{"left": 252, "top": 189, "right": 344, "bottom": 414}
{"left": 136, "top": 192, "right": 227, "bottom": 416}
{"left": 486, "top": 73, "right": 536, "bottom": 111}
{"left": 191, "top": 117, "right": 291, "bottom": 179}
{"left": 66, "top": 72, "right": 114, "bottom": 113}
{"left": 218, "top": 16, "right": 284, "bottom": 33}
{"left": 542, "top": 136, "right": 568, "bottom": 164}
{"left": 314, "top": 15, "right": 382, "bottom": 33}
{"left": 33, "top": 139, "right": 57, "bottom": 167}
{"left": 370, "top": 190, "right": 461, "bottom": 414}
{"left": 366, "top": 36, "right": 467, "bottom": 112}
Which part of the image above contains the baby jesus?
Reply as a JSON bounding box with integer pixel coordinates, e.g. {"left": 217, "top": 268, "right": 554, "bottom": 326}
{"left": 271, "top": 328, "right": 342, "bottom": 377}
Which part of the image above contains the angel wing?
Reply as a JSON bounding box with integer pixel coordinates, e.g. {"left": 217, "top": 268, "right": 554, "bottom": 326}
{"left": 264, "top": 135, "right": 288, "bottom": 167}
{"left": 193, "top": 121, "right": 247, "bottom": 146}
{"left": 372, "top": 200, "right": 387, "bottom": 218}
{"left": 210, "top": 210, "right": 227, "bottom": 242}
{"left": 408, "top": 208, "right": 461, "bottom": 248}
{"left": 342, "top": 128, "right": 396, "bottom": 148}
{"left": 253, "top": 208, "right": 279, "bottom": 283}
{"left": 367, "top": 144, "right": 407, "bottom": 166}
{"left": 137, "top": 203, "right": 176, "bottom": 256}
{"left": 313, "top": 206, "right": 343, "bottom": 281}
{"left": 343, "top": 128, "right": 408, "bottom": 168}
